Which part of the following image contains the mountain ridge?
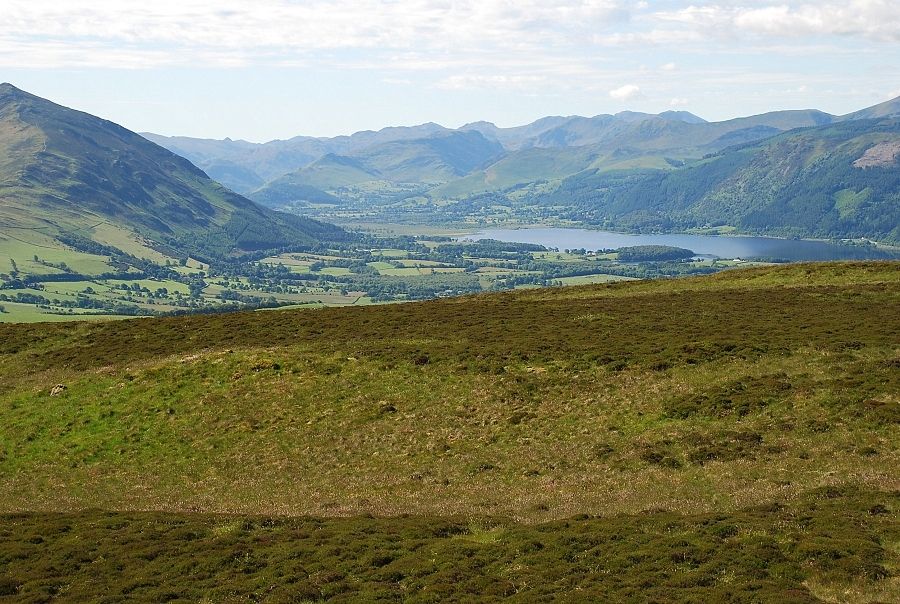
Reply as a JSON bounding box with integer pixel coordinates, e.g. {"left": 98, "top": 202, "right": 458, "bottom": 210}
{"left": 146, "top": 95, "right": 900, "bottom": 197}
{"left": 0, "top": 83, "right": 345, "bottom": 260}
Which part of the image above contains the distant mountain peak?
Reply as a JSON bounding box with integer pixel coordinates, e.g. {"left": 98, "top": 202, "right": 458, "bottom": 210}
{"left": 461, "top": 120, "right": 498, "bottom": 130}
{"left": 0, "top": 82, "right": 32, "bottom": 104}
{"left": 613, "top": 109, "right": 707, "bottom": 125}
{"left": 614, "top": 110, "right": 652, "bottom": 122}
{"left": 658, "top": 110, "right": 707, "bottom": 124}
{"left": 841, "top": 94, "right": 900, "bottom": 121}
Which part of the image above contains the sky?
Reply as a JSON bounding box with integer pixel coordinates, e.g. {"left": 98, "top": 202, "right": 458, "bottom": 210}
{"left": 3, "top": 0, "right": 900, "bottom": 142}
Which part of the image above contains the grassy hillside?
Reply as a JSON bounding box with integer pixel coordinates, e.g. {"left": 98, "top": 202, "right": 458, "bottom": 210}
{"left": 0, "top": 84, "right": 344, "bottom": 263}
{"left": 460, "top": 116, "right": 572, "bottom": 149}
{"left": 547, "top": 118, "right": 900, "bottom": 243}
{"left": 434, "top": 145, "right": 600, "bottom": 197}
{"left": 524, "top": 110, "right": 813, "bottom": 150}
{"left": 0, "top": 263, "right": 900, "bottom": 602}
{"left": 842, "top": 96, "right": 900, "bottom": 121}
{"left": 0, "top": 262, "right": 897, "bottom": 599}
{"left": 267, "top": 153, "right": 382, "bottom": 191}
{"left": 249, "top": 182, "right": 341, "bottom": 208}
{"left": 353, "top": 130, "right": 504, "bottom": 183}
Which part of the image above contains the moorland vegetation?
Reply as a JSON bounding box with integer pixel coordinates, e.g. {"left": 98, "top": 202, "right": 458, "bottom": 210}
{"left": 0, "top": 262, "right": 897, "bottom": 601}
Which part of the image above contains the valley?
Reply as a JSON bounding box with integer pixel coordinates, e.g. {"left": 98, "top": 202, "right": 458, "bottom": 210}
{"left": 2, "top": 225, "right": 740, "bottom": 323}
{"left": 149, "top": 97, "right": 900, "bottom": 247}
{"left": 0, "top": 83, "right": 897, "bottom": 603}
{"left": 0, "top": 85, "right": 773, "bottom": 324}
{"left": 5, "top": 2, "right": 900, "bottom": 601}
{"left": 3, "top": 84, "right": 900, "bottom": 323}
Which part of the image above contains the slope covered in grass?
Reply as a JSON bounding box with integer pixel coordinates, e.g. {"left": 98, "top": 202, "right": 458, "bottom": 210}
{"left": 0, "top": 84, "right": 345, "bottom": 260}
{"left": 0, "top": 261, "right": 896, "bottom": 516}
{"left": 0, "top": 262, "right": 897, "bottom": 601}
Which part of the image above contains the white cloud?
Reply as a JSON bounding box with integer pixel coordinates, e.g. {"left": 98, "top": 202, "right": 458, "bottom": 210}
{"left": 436, "top": 74, "right": 546, "bottom": 91}
{"left": 654, "top": 1, "right": 900, "bottom": 42}
{"left": 609, "top": 84, "right": 641, "bottom": 101}
{"left": 593, "top": 29, "right": 701, "bottom": 47}
{"left": 2, "top": 0, "right": 898, "bottom": 127}
{"left": 669, "top": 97, "right": 689, "bottom": 107}
{"left": 0, "top": 0, "right": 633, "bottom": 68}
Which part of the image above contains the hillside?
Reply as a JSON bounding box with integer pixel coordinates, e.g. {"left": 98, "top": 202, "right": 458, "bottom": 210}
{"left": 841, "top": 95, "right": 900, "bottom": 121}
{"left": 144, "top": 123, "right": 452, "bottom": 193}
{"left": 523, "top": 109, "right": 834, "bottom": 151}
{"left": 0, "top": 262, "right": 897, "bottom": 600}
{"left": 250, "top": 181, "right": 341, "bottom": 208}
{"left": 252, "top": 130, "right": 504, "bottom": 205}
{"left": 460, "top": 115, "right": 574, "bottom": 149}
{"left": 545, "top": 117, "right": 900, "bottom": 243}
{"left": 0, "top": 84, "right": 344, "bottom": 263}
{"left": 255, "top": 153, "right": 383, "bottom": 193}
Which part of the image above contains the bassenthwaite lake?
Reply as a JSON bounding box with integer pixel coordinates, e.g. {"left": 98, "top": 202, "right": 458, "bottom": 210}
{"left": 461, "top": 227, "right": 899, "bottom": 262}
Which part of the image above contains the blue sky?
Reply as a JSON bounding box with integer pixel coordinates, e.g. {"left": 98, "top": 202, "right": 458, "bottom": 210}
{"left": 3, "top": 0, "right": 900, "bottom": 141}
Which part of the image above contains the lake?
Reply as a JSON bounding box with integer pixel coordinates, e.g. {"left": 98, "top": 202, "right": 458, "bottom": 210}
{"left": 460, "top": 227, "right": 899, "bottom": 262}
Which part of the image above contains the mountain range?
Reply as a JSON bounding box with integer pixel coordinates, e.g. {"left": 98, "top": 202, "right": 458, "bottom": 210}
{"left": 2, "top": 82, "right": 899, "bottom": 261}
{"left": 0, "top": 83, "right": 344, "bottom": 262}
{"left": 141, "top": 95, "right": 900, "bottom": 244}
{"left": 144, "top": 99, "right": 898, "bottom": 195}
{"left": 145, "top": 95, "right": 900, "bottom": 243}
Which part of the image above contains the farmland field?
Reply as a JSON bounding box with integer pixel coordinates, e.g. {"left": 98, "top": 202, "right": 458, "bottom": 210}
{"left": 2, "top": 234, "right": 744, "bottom": 321}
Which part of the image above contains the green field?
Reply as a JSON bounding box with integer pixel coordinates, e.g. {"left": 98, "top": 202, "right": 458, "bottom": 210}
{"left": 2, "top": 225, "right": 763, "bottom": 321}
{"left": 0, "top": 262, "right": 897, "bottom": 600}
{"left": 0, "top": 231, "right": 114, "bottom": 276}
{"left": 370, "top": 248, "right": 411, "bottom": 259}
{"left": 317, "top": 266, "right": 353, "bottom": 276}
{"left": 88, "top": 222, "right": 175, "bottom": 263}
{"left": 108, "top": 278, "right": 191, "bottom": 295}
{"left": 260, "top": 254, "right": 314, "bottom": 272}
{"left": 0, "top": 301, "right": 128, "bottom": 323}
{"left": 379, "top": 267, "right": 466, "bottom": 276}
